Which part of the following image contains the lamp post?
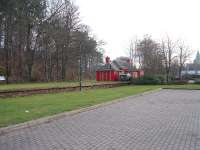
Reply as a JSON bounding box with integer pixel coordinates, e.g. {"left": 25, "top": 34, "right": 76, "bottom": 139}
{"left": 79, "top": 42, "right": 82, "bottom": 91}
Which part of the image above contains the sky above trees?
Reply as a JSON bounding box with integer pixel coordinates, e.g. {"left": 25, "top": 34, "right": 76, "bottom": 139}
{"left": 76, "top": 0, "right": 200, "bottom": 60}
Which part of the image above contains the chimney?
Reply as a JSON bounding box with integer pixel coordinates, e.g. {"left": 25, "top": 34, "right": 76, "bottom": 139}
{"left": 106, "top": 56, "right": 110, "bottom": 64}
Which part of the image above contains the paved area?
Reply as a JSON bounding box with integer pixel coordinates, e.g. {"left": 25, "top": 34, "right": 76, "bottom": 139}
{"left": 1, "top": 89, "right": 200, "bottom": 150}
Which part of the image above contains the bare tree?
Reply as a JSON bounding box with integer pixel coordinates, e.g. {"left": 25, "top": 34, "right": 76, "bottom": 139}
{"left": 128, "top": 37, "right": 140, "bottom": 69}
{"left": 137, "top": 35, "right": 163, "bottom": 75}
{"left": 160, "top": 36, "right": 176, "bottom": 83}
{"left": 176, "top": 41, "right": 192, "bottom": 79}
{"left": 0, "top": 0, "right": 103, "bottom": 83}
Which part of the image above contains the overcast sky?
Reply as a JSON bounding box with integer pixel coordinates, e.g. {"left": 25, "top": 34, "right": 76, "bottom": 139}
{"left": 76, "top": 0, "right": 199, "bottom": 61}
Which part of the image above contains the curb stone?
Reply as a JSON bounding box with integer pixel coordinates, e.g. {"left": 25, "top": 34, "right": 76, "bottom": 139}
{"left": 162, "top": 87, "right": 200, "bottom": 90}
{"left": 0, "top": 88, "right": 162, "bottom": 136}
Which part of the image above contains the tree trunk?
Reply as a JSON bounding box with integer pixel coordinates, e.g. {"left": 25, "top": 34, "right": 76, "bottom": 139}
{"left": 61, "top": 47, "right": 66, "bottom": 81}
{"left": 17, "top": 15, "right": 23, "bottom": 81}
{"left": 55, "top": 44, "right": 59, "bottom": 81}
{"left": 4, "top": 15, "right": 12, "bottom": 84}
{"left": 26, "top": 23, "right": 33, "bottom": 81}
{"left": 178, "top": 65, "right": 183, "bottom": 79}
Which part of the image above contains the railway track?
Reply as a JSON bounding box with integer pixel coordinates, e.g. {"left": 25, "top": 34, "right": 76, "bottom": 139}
{"left": 0, "top": 82, "right": 130, "bottom": 98}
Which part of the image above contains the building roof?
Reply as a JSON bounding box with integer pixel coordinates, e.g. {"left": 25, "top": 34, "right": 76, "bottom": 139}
{"left": 96, "top": 57, "right": 133, "bottom": 71}
{"left": 96, "top": 62, "right": 120, "bottom": 71}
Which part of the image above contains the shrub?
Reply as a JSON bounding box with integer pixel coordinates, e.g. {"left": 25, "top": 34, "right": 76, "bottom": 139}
{"left": 155, "top": 75, "right": 165, "bottom": 84}
{"left": 168, "top": 80, "right": 188, "bottom": 85}
{"left": 132, "top": 75, "right": 163, "bottom": 85}
{"left": 194, "top": 79, "right": 200, "bottom": 84}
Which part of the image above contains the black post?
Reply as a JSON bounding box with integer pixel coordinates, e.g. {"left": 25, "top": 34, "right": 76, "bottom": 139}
{"left": 79, "top": 42, "right": 82, "bottom": 91}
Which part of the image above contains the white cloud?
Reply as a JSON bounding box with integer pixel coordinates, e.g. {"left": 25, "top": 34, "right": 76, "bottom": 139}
{"left": 76, "top": 0, "right": 200, "bottom": 59}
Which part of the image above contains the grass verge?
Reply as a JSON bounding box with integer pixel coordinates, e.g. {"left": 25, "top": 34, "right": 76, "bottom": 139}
{"left": 0, "top": 80, "right": 98, "bottom": 91}
{"left": 162, "top": 84, "right": 200, "bottom": 90}
{"left": 0, "top": 85, "right": 159, "bottom": 127}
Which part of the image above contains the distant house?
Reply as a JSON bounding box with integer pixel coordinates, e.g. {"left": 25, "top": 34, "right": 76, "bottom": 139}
{"left": 180, "top": 51, "right": 200, "bottom": 78}
{"left": 181, "top": 63, "right": 200, "bottom": 78}
{"left": 96, "top": 56, "right": 144, "bottom": 81}
{"left": 181, "top": 70, "right": 200, "bottom": 76}
{"left": 181, "top": 70, "right": 200, "bottom": 78}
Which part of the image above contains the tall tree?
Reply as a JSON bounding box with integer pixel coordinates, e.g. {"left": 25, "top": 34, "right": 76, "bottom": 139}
{"left": 160, "top": 37, "right": 176, "bottom": 83}
{"left": 128, "top": 37, "right": 139, "bottom": 69}
{"left": 176, "top": 41, "right": 192, "bottom": 79}
{"left": 137, "top": 35, "right": 164, "bottom": 75}
{"left": 0, "top": 0, "right": 104, "bottom": 83}
{"left": 194, "top": 51, "right": 200, "bottom": 65}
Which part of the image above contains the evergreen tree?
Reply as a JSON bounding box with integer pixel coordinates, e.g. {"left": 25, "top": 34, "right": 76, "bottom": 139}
{"left": 194, "top": 51, "right": 200, "bottom": 64}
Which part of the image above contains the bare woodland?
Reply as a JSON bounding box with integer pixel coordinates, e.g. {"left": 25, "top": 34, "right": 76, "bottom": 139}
{"left": 129, "top": 35, "right": 193, "bottom": 82}
{"left": 0, "top": 0, "right": 103, "bottom": 83}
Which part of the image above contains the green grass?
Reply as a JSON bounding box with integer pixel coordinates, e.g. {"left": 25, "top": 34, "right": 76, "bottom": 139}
{"left": 1, "top": 84, "right": 200, "bottom": 128}
{"left": 0, "top": 80, "right": 99, "bottom": 91}
{"left": 162, "top": 84, "right": 200, "bottom": 90}
{"left": 0, "top": 85, "right": 159, "bottom": 127}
